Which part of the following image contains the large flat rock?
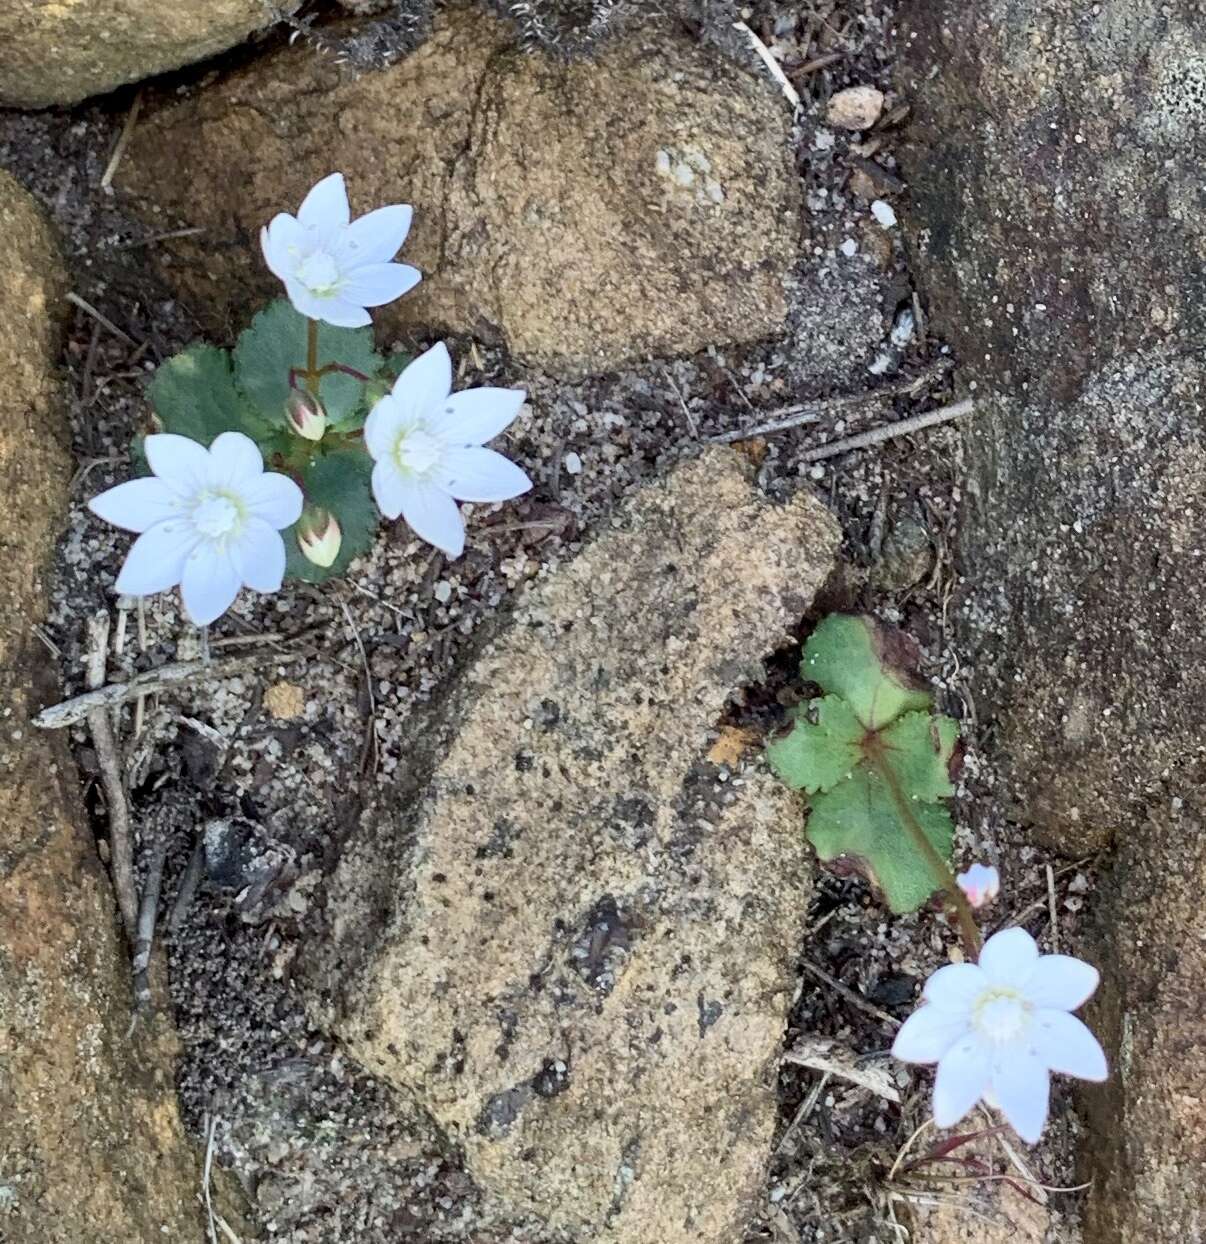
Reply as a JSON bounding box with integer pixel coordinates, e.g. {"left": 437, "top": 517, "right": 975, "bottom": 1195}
{"left": 900, "top": 5, "right": 1206, "bottom": 1240}
{"left": 0, "top": 0, "right": 295, "bottom": 108}
{"left": 117, "top": 8, "right": 801, "bottom": 376}
{"left": 0, "top": 170, "right": 209, "bottom": 1241}
{"left": 305, "top": 448, "right": 839, "bottom": 1240}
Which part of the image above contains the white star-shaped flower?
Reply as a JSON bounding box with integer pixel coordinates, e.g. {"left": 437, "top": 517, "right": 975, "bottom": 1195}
{"left": 260, "top": 172, "right": 421, "bottom": 328}
{"left": 892, "top": 927, "right": 1107, "bottom": 1143}
{"left": 89, "top": 432, "right": 304, "bottom": 626}
{"left": 364, "top": 343, "right": 532, "bottom": 559}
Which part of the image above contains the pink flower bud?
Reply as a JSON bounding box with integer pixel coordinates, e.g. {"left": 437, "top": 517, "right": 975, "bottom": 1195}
{"left": 956, "top": 862, "right": 1000, "bottom": 908}
{"left": 286, "top": 387, "right": 327, "bottom": 441}
{"left": 297, "top": 505, "right": 341, "bottom": 568}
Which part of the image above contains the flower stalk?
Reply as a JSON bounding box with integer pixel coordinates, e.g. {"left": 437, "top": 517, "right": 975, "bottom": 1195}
{"left": 865, "top": 736, "right": 981, "bottom": 959}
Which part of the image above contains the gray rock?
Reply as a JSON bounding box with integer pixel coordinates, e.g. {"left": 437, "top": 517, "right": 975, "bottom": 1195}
{"left": 900, "top": 4, "right": 1206, "bottom": 1240}
{"left": 304, "top": 448, "right": 839, "bottom": 1240}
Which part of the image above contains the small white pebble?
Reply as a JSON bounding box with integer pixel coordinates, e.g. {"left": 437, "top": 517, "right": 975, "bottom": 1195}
{"left": 871, "top": 199, "right": 897, "bottom": 228}
{"left": 839, "top": 237, "right": 858, "bottom": 257}
{"left": 563, "top": 452, "right": 583, "bottom": 475}
{"left": 434, "top": 581, "right": 452, "bottom": 604}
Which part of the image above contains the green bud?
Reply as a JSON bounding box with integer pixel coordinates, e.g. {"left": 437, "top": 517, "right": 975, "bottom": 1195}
{"left": 297, "top": 505, "right": 341, "bottom": 568}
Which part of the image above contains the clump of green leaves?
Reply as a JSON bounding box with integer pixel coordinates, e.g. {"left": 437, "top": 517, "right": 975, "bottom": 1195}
{"left": 767, "top": 614, "right": 960, "bottom": 913}
{"left": 145, "top": 300, "right": 401, "bottom": 583}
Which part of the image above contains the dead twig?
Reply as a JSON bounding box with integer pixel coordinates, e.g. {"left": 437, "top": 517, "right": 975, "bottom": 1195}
{"left": 84, "top": 611, "right": 138, "bottom": 941}
{"left": 733, "top": 20, "right": 801, "bottom": 110}
{"left": 800, "top": 958, "right": 901, "bottom": 1029}
{"left": 801, "top": 398, "right": 977, "bottom": 463}
{"left": 33, "top": 649, "right": 308, "bottom": 731}
{"left": 131, "top": 835, "right": 169, "bottom": 1017}
{"left": 168, "top": 835, "right": 206, "bottom": 938}
{"left": 710, "top": 365, "right": 950, "bottom": 445}
{"left": 65, "top": 292, "right": 138, "bottom": 348}
{"left": 99, "top": 90, "right": 142, "bottom": 191}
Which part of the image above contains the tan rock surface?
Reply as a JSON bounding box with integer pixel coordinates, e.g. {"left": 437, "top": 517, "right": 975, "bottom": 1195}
{"left": 118, "top": 8, "right": 801, "bottom": 375}
{"left": 0, "top": 170, "right": 211, "bottom": 1242}
{"left": 305, "top": 448, "right": 839, "bottom": 1240}
{"left": 0, "top": 0, "right": 296, "bottom": 108}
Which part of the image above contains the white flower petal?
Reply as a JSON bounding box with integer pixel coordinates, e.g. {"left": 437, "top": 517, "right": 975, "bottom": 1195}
{"left": 232, "top": 518, "right": 287, "bottom": 594}
{"left": 314, "top": 293, "right": 373, "bottom": 329}
{"left": 892, "top": 1005, "right": 970, "bottom": 1065}
{"left": 932, "top": 1035, "right": 991, "bottom": 1129}
{"left": 364, "top": 395, "right": 404, "bottom": 461}
{"left": 180, "top": 543, "right": 242, "bottom": 626}
{"left": 371, "top": 460, "right": 407, "bottom": 520}
{"left": 1023, "top": 955, "right": 1100, "bottom": 1012}
{"left": 341, "top": 262, "right": 421, "bottom": 308}
{"left": 398, "top": 478, "right": 465, "bottom": 558}
{"left": 113, "top": 519, "right": 197, "bottom": 596}
{"left": 436, "top": 446, "right": 532, "bottom": 503}
{"left": 1030, "top": 1009, "right": 1108, "bottom": 1081}
{"left": 337, "top": 204, "right": 414, "bottom": 265}
{"left": 977, "top": 927, "right": 1039, "bottom": 989}
{"left": 207, "top": 431, "right": 264, "bottom": 488}
{"left": 261, "top": 213, "right": 305, "bottom": 281}
{"left": 989, "top": 1050, "right": 1049, "bottom": 1144}
{"left": 297, "top": 172, "right": 350, "bottom": 237}
{"left": 439, "top": 387, "right": 527, "bottom": 445}
{"left": 89, "top": 477, "right": 182, "bottom": 533}
{"left": 145, "top": 433, "right": 210, "bottom": 495}
{"left": 921, "top": 963, "right": 988, "bottom": 1015}
{"left": 282, "top": 277, "right": 333, "bottom": 322}
{"left": 392, "top": 342, "right": 452, "bottom": 419}
{"left": 240, "top": 471, "right": 303, "bottom": 530}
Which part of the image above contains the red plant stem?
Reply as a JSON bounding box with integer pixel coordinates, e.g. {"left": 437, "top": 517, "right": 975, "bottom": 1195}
{"left": 865, "top": 738, "right": 982, "bottom": 960}
{"left": 304, "top": 318, "right": 320, "bottom": 393}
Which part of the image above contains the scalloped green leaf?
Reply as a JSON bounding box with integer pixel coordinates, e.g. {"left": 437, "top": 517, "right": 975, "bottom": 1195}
{"left": 283, "top": 448, "right": 378, "bottom": 584}
{"left": 767, "top": 696, "right": 863, "bottom": 795}
{"left": 800, "top": 613, "right": 931, "bottom": 730}
{"left": 148, "top": 345, "right": 269, "bottom": 445}
{"left": 879, "top": 711, "right": 959, "bottom": 801}
{"left": 233, "top": 299, "right": 383, "bottom": 429}
{"left": 768, "top": 613, "right": 962, "bottom": 914}
{"left": 806, "top": 768, "right": 955, "bottom": 913}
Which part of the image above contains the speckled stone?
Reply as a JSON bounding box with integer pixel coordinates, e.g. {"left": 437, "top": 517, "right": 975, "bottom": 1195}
{"left": 117, "top": 7, "right": 801, "bottom": 376}
{"left": 304, "top": 448, "right": 839, "bottom": 1240}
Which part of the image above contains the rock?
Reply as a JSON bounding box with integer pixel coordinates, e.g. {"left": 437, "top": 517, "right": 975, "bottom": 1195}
{"left": 0, "top": 171, "right": 211, "bottom": 1241}
{"left": 899, "top": 4, "right": 1206, "bottom": 1241}
{"left": 0, "top": 0, "right": 296, "bottom": 108}
{"left": 117, "top": 9, "right": 801, "bottom": 376}
{"left": 826, "top": 85, "right": 885, "bottom": 130}
{"left": 304, "top": 447, "right": 839, "bottom": 1240}
{"left": 1081, "top": 796, "right": 1205, "bottom": 1244}
{"left": 264, "top": 679, "right": 306, "bottom": 721}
